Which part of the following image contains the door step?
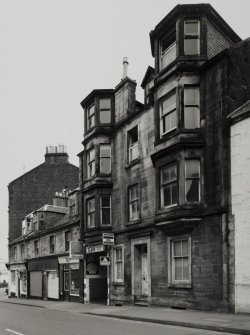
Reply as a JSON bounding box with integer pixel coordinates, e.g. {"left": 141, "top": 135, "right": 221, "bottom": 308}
{"left": 134, "top": 299, "right": 148, "bottom": 307}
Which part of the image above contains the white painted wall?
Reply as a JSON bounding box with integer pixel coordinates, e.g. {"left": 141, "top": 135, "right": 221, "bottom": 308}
{"left": 231, "top": 117, "right": 250, "bottom": 313}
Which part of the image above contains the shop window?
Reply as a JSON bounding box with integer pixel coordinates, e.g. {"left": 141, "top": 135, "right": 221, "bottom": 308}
{"left": 161, "top": 163, "right": 178, "bottom": 208}
{"left": 34, "top": 240, "right": 39, "bottom": 257}
{"left": 100, "top": 144, "right": 111, "bottom": 174}
{"left": 100, "top": 98, "right": 111, "bottom": 124}
{"left": 184, "top": 87, "right": 200, "bottom": 128}
{"left": 70, "top": 265, "right": 80, "bottom": 296}
{"left": 87, "top": 104, "right": 95, "bottom": 130}
{"left": 160, "top": 38, "right": 176, "bottom": 70}
{"left": 87, "top": 147, "right": 95, "bottom": 178}
{"left": 160, "top": 90, "right": 177, "bottom": 136}
{"left": 113, "top": 246, "right": 124, "bottom": 283}
{"left": 169, "top": 236, "right": 191, "bottom": 285}
{"left": 184, "top": 20, "right": 200, "bottom": 55}
{"left": 87, "top": 198, "right": 95, "bottom": 228}
{"left": 50, "top": 235, "right": 55, "bottom": 254}
{"left": 65, "top": 231, "right": 71, "bottom": 252}
{"left": 100, "top": 195, "right": 111, "bottom": 226}
{"left": 185, "top": 160, "right": 201, "bottom": 203}
{"left": 128, "top": 126, "right": 138, "bottom": 163}
{"left": 128, "top": 184, "right": 139, "bottom": 221}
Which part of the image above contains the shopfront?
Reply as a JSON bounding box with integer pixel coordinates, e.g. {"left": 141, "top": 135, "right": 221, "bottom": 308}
{"left": 58, "top": 256, "right": 82, "bottom": 302}
{"left": 9, "top": 263, "right": 27, "bottom": 298}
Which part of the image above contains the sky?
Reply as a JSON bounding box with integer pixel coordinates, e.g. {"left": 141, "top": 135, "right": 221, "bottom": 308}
{"left": 0, "top": 0, "right": 250, "bottom": 261}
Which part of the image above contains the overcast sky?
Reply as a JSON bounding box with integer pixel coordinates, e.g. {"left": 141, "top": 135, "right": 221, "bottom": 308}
{"left": 0, "top": 0, "right": 250, "bottom": 261}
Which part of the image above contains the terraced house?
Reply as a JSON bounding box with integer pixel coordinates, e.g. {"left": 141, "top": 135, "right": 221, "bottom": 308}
{"left": 79, "top": 4, "right": 250, "bottom": 312}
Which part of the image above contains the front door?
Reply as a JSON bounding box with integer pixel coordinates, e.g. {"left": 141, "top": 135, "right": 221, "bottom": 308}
{"left": 141, "top": 247, "right": 148, "bottom": 296}
{"left": 42, "top": 272, "right": 48, "bottom": 300}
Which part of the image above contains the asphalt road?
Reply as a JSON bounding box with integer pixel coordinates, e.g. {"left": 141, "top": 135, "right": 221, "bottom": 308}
{"left": 0, "top": 300, "right": 234, "bottom": 335}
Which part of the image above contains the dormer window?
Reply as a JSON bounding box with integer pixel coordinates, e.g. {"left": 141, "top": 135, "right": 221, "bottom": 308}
{"left": 184, "top": 20, "right": 200, "bottom": 55}
{"left": 100, "top": 98, "right": 111, "bottom": 124}
{"left": 160, "top": 35, "right": 176, "bottom": 70}
{"left": 87, "top": 104, "right": 95, "bottom": 130}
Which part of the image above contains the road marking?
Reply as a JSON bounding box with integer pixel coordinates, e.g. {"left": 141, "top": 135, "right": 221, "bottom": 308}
{"left": 5, "top": 329, "right": 25, "bottom": 335}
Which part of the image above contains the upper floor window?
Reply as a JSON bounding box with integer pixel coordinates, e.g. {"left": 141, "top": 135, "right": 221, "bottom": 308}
{"left": 50, "top": 235, "right": 55, "bottom": 254}
{"left": 100, "top": 195, "right": 111, "bottom": 226}
{"left": 128, "top": 184, "right": 139, "bottom": 221}
{"left": 87, "top": 148, "right": 95, "bottom": 178}
{"left": 65, "top": 231, "right": 71, "bottom": 252}
{"left": 100, "top": 99, "right": 111, "bottom": 124}
{"left": 184, "top": 87, "right": 200, "bottom": 129}
{"left": 161, "top": 163, "right": 178, "bottom": 208}
{"left": 20, "top": 244, "right": 25, "bottom": 259}
{"left": 185, "top": 160, "right": 200, "bottom": 203}
{"left": 87, "top": 198, "right": 95, "bottom": 228}
{"left": 87, "top": 104, "right": 95, "bottom": 130}
{"left": 128, "top": 126, "right": 138, "bottom": 163}
{"left": 160, "top": 90, "right": 177, "bottom": 136}
{"left": 13, "top": 246, "right": 17, "bottom": 261}
{"left": 184, "top": 20, "right": 200, "bottom": 55}
{"left": 100, "top": 144, "right": 111, "bottom": 174}
{"left": 34, "top": 240, "right": 39, "bottom": 257}
{"left": 160, "top": 39, "right": 176, "bottom": 70}
{"left": 34, "top": 221, "right": 38, "bottom": 231}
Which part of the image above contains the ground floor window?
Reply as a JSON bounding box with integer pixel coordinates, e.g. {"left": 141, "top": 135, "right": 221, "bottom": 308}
{"left": 63, "top": 263, "right": 79, "bottom": 296}
{"left": 70, "top": 269, "right": 80, "bottom": 296}
{"left": 168, "top": 235, "right": 191, "bottom": 286}
{"left": 113, "top": 245, "right": 124, "bottom": 283}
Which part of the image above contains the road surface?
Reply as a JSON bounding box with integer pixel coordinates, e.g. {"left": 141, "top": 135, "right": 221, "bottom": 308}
{"left": 0, "top": 300, "right": 233, "bottom": 335}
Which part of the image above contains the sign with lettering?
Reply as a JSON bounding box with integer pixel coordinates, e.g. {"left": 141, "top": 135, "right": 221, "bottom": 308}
{"left": 102, "top": 233, "right": 114, "bottom": 246}
{"left": 86, "top": 245, "right": 104, "bottom": 254}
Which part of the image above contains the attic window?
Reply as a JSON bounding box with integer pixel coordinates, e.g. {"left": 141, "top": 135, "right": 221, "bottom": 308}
{"left": 184, "top": 20, "right": 200, "bottom": 55}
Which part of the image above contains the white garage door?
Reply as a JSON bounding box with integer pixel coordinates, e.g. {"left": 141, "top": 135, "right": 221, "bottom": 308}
{"left": 47, "top": 271, "right": 59, "bottom": 299}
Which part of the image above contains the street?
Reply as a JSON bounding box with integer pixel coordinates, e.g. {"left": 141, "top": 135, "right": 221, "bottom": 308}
{"left": 0, "top": 300, "right": 233, "bottom": 335}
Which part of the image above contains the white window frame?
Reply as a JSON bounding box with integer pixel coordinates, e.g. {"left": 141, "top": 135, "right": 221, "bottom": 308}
{"left": 184, "top": 20, "right": 200, "bottom": 55}
{"left": 128, "top": 184, "right": 140, "bottom": 221}
{"left": 100, "top": 194, "right": 111, "bottom": 226}
{"left": 128, "top": 126, "right": 139, "bottom": 163}
{"left": 160, "top": 90, "right": 177, "bottom": 136}
{"left": 184, "top": 86, "right": 200, "bottom": 129}
{"left": 168, "top": 235, "right": 191, "bottom": 286}
{"left": 87, "top": 147, "right": 95, "bottom": 178}
{"left": 99, "top": 98, "right": 111, "bottom": 124}
{"left": 87, "top": 197, "right": 95, "bottom": 228}
{"left": 100, "top": 144, "right": 111, "bottom": 174}
{"left": 185, "top": 159, "right": 201, "bottom": 203}
{"left": 113, "top": 245, "right": 124, "bottom": 284}
{"left": 160, "top": 163, "right": 178, "bottom": 208}
{"left": 160, "top": 41, "right": 177, "bottom": 70}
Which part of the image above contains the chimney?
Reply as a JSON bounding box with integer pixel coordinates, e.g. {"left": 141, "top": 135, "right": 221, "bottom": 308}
{"left": 115, "top": 58, "right": 137, "bottom": 123}
{"left": 53, "top": 188, "right": 69, "bottom": 207}
{"left": 45, "top": 145, "right": 69, "bottom": 164}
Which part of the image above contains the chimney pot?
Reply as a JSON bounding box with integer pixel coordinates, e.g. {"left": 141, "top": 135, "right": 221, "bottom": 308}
{"left": 123, "top": 57, "right": 129, "bottom": 79}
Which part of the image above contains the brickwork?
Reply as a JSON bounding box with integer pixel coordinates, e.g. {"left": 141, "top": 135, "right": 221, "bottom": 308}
{"left": 8, "top": 154, "right": 79, "bottom": 242}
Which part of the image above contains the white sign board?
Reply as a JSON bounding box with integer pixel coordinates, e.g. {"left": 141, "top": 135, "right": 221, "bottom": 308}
{"left": 102, "top": 233, "right": 114, "bottom": 246}
{"left": 86, "top": 245, "right": 104, "bottom": 254}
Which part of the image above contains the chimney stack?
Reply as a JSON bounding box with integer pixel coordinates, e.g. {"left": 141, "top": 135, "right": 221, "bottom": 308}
{"left": 45, "top": 145, "right": 69, "bottom": 164}
{"left": 123, "top": 57, "right": 129, "bottom": 79}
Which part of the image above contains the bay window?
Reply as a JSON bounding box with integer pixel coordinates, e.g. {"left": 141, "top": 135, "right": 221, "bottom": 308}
{"left": 87, "top": 198, "right": 95, "bottom": 228}
{"left": 185, "top": 160, "right": 201, "bottom": 203}
{"left": 100, "top": 98, "right": 111, "bottom": 124}
{"left": 161, "top": 163, "right": 178, "bottom": 207}
{"left": 87, "top": 104, "right": 95, "bottom": 130}
{"left": 100, "top": 195, "right": 111, "bottom": 226}
{"left": 87, "top": 148, "right": 95, "bottom": 178}
{"left": 100, "top": 144, "right": 111, "bottom": 174}
{"left": 160, "top": 90, "right": 177, "bottom": 136}
{"left": 184, "top": 87, "right": 200, "bottom": 128}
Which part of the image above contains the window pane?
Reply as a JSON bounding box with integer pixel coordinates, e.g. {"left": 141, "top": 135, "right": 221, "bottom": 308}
{"left": 184, "top": 87, "right": 199, "bottom": 105}
{"left": 70, "top": 270, "right": 80, "bottom": 295}
{"left": 100, "top": 99, "right": 111, "bottom": 109}
{"left": 88, "top": 105, "right": 95, "bottom": 116}
{"left": 184, "top": 107, "right": 200, "bottom": 128}
{"left": 174, "top": 240, "right": 182, "bottom": 256}
{"left": 186, "top": 180, "right": 199, "bottom": 202}
{"left": 64, "top": 272, "right": 70, "bottom": 290}
{"left": 185, "top": 22, "right": 199, "bottom": 34}
{"left": 171, "top": 183, "right": 178, "bottom": 205}
{"left": 183, "top": 257, "right": 189, "bottom": 280}
{"left": 175, "top": 258, "right": 182, "bottom": 280}
{"left": 100, "top": 145, "right": 111, "bottom": 157}
{"left": 101, "top": 195, "right": 110, "bottom": 207}
{"left": 162, "top": 164, "right": 177, "bottom": 183}
{"left": 100, "top": 157, "right": 111, "bottom": 174}
{"left": 163, "top": 185, "right": 171, "bottom": 207}
{"left": 182, "top": 240, "right": 188, "bottom": 256}
{"left": 184, "top": 39, "right": 199, "bottom": 55}
{"left": 117, "top": 262, "right": 122, "bottom": 280}
{"left": 102, "top": 208, "right": 111, "bottom": 225}
{"left": 100, "top": 110, "right": 111, "bottom": 123}
{"left": 162, "top": 92, "right": 176, "bottom": 114}
{"left": 116, "top": 248, "right": 122, "bottom": 261}
{"left": 186, "top": 160, "right": 200, "bottom": 178}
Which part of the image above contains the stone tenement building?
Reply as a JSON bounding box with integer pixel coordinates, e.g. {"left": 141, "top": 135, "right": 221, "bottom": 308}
{"left": 79, "top": 4, "right": 250, "bottom": 312}
{"left": 8, "top": 145, "right": 79, "bottom": 242}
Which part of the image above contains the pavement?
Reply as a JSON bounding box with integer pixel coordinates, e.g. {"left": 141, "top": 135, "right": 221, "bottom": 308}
{"left": 0, "top": 291, "right": 250, "bottom": 335}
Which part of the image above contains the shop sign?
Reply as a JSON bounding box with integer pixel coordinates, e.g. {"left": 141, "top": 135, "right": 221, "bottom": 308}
{"left": 100, "top": 256, "right": 111, "bottom": 266}
{"left": 86, "top": 245, "right": 104, "bottom": 254}
{"left": 102, "top": 233, "right": 114, "bottom": 246}
{"left": 86, "top": 262, "right": 99, "bottom": 275}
